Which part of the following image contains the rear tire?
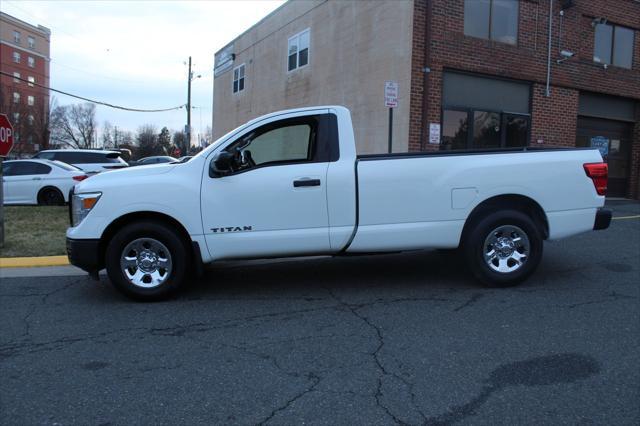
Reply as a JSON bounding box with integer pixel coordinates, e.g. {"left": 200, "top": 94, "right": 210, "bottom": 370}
{"left": 464, "top": 210, "right": 543, "bottom": 288}
{"left": 105, "top": 221, "right": 190, "bottom": 301}
{"left": 38, "top": 187, "right": 64, "bottom": 206}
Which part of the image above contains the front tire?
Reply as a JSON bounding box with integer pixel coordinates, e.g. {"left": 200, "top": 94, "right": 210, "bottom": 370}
{"left": 464, "top": 210, "right": 543, "bottom": 287}
{"left": 105, "top": 221, "right": 190, "bottom": 301}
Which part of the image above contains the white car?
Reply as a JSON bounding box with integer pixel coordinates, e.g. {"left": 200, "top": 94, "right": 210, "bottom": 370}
{"left": 33, "top": 149, "right": 129, "bottom": 174}
{"left": 67, "top": 106, "right": 611, "bottom": 301}
{"left": 2, "top": 159, "right": 88, "bottom": 205}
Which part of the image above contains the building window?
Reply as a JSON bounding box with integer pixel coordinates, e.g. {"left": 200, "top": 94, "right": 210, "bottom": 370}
{"left": 28, "top": 115, "right": 35, "bottom": 125}
{"left": 13, "top": 51, "right": 21, "bottom": 63}
{"left": 13, "top": 92, "right": 20, "bottom": 104}
{"left": 464, "top": 0, "right": 519, "bottom": 45}
{"left": 593, "top": 23, "right": 634, "bottom": 69}
{"left": 28, "top": 56, "right": 35, "bottom": 68}
{"left": 288, "top": 29, "right": 310, "bottom": 71}
{"left": 28, "top": 76, "right": 35, "bottom": 87}
{"left": 233, "top": 64, "right": 245, "bottom": 93}
{"left": 13, "top": 72, "right": 21, "bottom": 83}
{"left": 28, "top": 36, "right": 35, "bottom": 49}
{"left": 13, "top": 30, "right": 20, "bottom": 44}
{"left": 13, "top": 113, "right": 20, "bottom": 124}
{"left": 441, "top": 72, "right": 531, "bottom": 150}
{"left": 28, "top": 95, "right": 35, "bottom": 106}
{"left": 442, "top": 110, "right": 469, "bottom": 150}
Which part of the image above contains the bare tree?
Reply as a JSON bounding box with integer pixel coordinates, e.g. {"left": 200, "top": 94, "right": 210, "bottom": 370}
{"left": 173, "top": 130, "right": 187, "bottom": 152}
{"left": 204, "top": 125, "right": 213, "bottom": 146}
{"left": 136, "top": 124, "right": 160, "bottom": 158}
{"left": 158, "top": 127, "right": 172, "bottom": 155}
{"left": 102, "top": 121, "right": 114, "bottom": 149}
{"left": 50, "top": 102, "right": 97, "bottom": 149}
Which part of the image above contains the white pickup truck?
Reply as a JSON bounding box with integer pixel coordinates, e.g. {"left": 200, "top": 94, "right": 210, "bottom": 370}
{"left": 66, "top": 106, "right": 611, "bottom": 300}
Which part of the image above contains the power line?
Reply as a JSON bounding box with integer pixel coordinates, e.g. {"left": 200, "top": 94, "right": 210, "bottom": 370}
{"left": 0, "top": 71, "right": 185, "bottom": 112}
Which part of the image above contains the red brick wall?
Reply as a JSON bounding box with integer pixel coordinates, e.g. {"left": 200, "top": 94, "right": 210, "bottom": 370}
{"left": 409, "top": 0, "right": 640, "bottom": 196}
{"left": 0, "top": 43, "right": 50, "bottom": 154}
{"left": 531, "top": 84, "right": 579, "bottom": 147}
{"left": 630, "top": 112, "right": 640, "bottom": 199}
{"left": 408, "top": 0, "right": 427, "bottom": 152}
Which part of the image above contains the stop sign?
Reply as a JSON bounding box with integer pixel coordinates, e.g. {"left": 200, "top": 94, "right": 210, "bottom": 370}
{"left": 0, "top": 114, "right": 14, "bottom": 157}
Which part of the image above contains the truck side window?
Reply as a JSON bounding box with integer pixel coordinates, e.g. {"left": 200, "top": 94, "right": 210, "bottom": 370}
{"left": 246, "top": 124, "right": 311, "bottom": 165}
{"left": 225, "top": 118, "right": 317, "bottom": 172}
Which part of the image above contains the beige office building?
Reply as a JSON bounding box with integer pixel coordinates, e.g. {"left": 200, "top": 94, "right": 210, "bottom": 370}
{"left": 212, "top": 0, "right": 414, "bottom": 154}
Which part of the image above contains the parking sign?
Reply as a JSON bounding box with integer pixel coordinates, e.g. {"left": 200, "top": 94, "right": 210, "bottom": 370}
{"left": 384, "top": 81, "right": 398, "bottom": 108}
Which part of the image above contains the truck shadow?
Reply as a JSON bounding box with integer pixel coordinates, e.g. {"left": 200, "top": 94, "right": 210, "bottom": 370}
{"left": 186, "top": 249, "right": 478, "bottom": 298}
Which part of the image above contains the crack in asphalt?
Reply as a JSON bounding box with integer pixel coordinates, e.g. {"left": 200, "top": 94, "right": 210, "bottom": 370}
{"left": 453, "top": 293, "right": 484, "bottom": 312}
{"left": 256, "top": 372, "right": 321, "bottom": 425}
{"left": 560, "top": 291, "right": 638, "bottom": 309}
{"left": 16, "top": 280, "right": 81, "bottom": 340}
{"left": 324, "top": 287, "right": 418, "bottom": 425}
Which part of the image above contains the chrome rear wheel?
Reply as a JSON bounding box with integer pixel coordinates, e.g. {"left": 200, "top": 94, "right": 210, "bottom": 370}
{"left": 483, "top": 225, "right": 530, "bottom": 274}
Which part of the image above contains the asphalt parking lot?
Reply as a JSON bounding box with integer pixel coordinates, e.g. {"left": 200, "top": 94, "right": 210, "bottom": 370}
{"left": 1, "top": 201, "right": 638, "bottom": 425}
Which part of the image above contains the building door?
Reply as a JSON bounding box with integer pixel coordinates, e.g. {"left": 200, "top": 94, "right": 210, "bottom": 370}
{"left": 577, "top": 117, "right": 633, "bottom": 198}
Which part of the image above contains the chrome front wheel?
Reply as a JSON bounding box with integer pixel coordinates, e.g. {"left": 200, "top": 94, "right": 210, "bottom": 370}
{"left": 120, "top": 238, "right": 173, "bottom": 288}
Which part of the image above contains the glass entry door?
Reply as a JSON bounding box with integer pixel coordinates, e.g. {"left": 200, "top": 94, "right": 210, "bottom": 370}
{"left": 577, "top": 117, "right": 633, "bottom": 198}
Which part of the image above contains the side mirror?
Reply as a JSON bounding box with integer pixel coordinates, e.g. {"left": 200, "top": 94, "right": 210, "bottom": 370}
{"left": 209, "top": 151, "right": 234, "bottom": 177}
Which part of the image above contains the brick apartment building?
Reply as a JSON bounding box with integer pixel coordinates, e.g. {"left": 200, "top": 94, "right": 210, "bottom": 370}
{"left": 212, "top": 0, "right": 640, "bottom": 198}
{"left": 0, "top": 12, "right": 51, "bottom": 157}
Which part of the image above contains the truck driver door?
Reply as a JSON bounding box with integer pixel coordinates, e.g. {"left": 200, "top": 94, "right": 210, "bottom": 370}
{"left": 201, "top": 111, "right": 334, "bottom": 260}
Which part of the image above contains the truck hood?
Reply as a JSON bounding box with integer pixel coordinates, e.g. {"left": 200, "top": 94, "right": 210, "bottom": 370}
{"left": 74, "top": 163, "right": 176, "bottom": 193}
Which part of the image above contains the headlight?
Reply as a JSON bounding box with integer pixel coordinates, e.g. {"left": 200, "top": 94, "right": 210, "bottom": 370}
{"left": 71, "top": 192, "right": 102, "bottom": 227}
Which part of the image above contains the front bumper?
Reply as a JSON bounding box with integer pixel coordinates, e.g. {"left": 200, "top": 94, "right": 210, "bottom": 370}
{"left": 593, "top": 208, "right": 612, "bottom": 231}
{"left": 66, "top": 238, "right": 102, "bottom": 274}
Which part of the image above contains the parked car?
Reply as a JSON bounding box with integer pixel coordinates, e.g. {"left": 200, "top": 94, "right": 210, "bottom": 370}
{"left": 115, "top": 148, "right": 132, "bottom": 163}
{"left": 135, "top": 156, "right": 180, "bottom": 166}
{"left": 2, "top": 159, "right": 88, "bottom": 205}
{"left": 33, "top": 149, "right": 128, "bottom": 174}
{"left": 67, "top": 106, "right": 611, "bottom": 301}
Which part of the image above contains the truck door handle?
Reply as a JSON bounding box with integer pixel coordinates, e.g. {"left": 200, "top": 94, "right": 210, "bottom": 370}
{"left": 293, "top": 178, "right": 321, "bottom": 187}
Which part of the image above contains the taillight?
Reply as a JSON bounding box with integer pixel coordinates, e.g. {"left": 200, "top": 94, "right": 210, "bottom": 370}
{"left": 73, "top": 175, "right": 88, "bottom": 182}
{"left": 584, "top": 163, "right": 608, "bottom": 196}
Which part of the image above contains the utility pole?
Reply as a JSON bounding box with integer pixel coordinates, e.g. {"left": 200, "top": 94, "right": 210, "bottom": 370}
{"left": 186, "top": 56, "right": 192, "bottom": 156}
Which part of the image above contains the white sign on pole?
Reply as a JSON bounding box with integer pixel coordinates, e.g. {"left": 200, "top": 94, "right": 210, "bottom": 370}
{"left": 429, "top": 123, "right": 441, "bottom": 144}
{"left": 384, "top": 81, "right": 398, "bottom": 108}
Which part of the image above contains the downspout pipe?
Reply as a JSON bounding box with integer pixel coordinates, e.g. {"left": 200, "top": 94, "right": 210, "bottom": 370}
{"left": 420, "top": 0, "right": 433, "bottom": 149}
{"left": 545, "top": 0, "right": 553, "bottom": 97}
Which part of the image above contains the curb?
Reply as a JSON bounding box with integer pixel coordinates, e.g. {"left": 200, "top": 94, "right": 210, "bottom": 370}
{"left": 0, "top": 255, "right": 70, "bottom": 268}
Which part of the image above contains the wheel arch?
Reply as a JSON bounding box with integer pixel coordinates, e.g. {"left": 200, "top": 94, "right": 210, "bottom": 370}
{"left": 37, "top": 185, "right": 65, "bottom": 204}
{"left": 460, "top": 194, "right": 549, "bottom": 246}
{"left": 99, "top": 211, "right": 194, "bottom": 268}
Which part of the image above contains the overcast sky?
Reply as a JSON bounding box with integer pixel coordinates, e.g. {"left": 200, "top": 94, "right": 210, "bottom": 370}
{"left": 1, "top": 0, "right": 285, "bottom": 140}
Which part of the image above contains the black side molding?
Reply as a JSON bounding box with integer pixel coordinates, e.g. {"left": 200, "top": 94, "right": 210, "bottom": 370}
{"left": 594, "top": 208, "right": 612, "bottom": 231}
